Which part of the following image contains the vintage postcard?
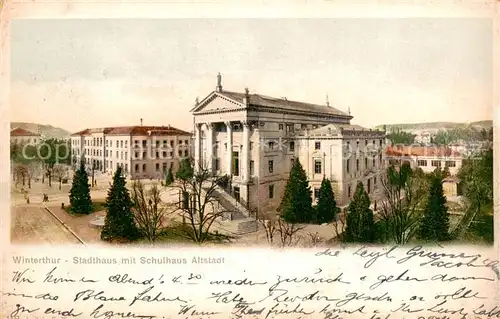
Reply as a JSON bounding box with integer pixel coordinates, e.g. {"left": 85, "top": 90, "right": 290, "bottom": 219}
{"left": 1, "top": 1, "right": 499, "bottom": 318}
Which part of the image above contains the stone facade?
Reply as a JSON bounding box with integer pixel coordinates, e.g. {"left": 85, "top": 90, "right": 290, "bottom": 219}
{"left": 192, "top": 75, "right": 387, "bottom": 216}
{"left": 70, "top": 125, "right": 191, "bottom": 179}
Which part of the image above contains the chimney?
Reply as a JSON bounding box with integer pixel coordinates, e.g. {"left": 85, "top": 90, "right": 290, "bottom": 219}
{"left": 326, "top": 94, "right": 330, "bottom": 107}
{"left": 140, "top": 118, "right": 143, "bottom": 126}
{"left": 243, "top": 87, "right": 250, "bottom": 106}
{"left": 216, "top": 72, "right": 222, "bottom": 92}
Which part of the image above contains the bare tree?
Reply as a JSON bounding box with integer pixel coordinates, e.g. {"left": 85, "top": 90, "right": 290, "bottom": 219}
{"left": 257, "top": 211, "right": 278, "bottom": 246}
{"left": 379, "top": 164, "right": 427, "bottom": 244}
{"left": 333, "top": 209, "right": 347, "bottom": 240}
{"left": 306, "top": 232, "right": 325, "bottom": 247}
{"left": 53, "top": 164, "right": 70, "bottom": 190}
{"left": 173, "top": 158, "right": 233, "bottom": 244}
{"left": 131, "top": 181, "right": 169, "bottom": 243}
{"left": 276, "top": 219, "right": 305, "bottom": 247}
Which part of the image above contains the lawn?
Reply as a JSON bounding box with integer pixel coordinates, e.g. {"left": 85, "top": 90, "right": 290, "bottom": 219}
{"left": 63, "top": 201, "right": 107, "bottom": 215}
{"left": 139, "top": 222, "right": 234, "bottom": 244}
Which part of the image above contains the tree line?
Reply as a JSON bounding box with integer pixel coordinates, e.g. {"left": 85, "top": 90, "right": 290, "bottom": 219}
{"left": 10, "top": 138, "right": 71, "bottom": 189}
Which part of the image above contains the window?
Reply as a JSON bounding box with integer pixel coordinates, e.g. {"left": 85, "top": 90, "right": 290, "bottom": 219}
{"left": 135, "top": 164, "right": 139, "bottom": 172}
{"left": 120, "top": 141, "right": 123, "bottom": 148}
{"left": 314, "top": 159, "right": 322, "bottom": 174}
{"left": 348, "top": 185, "right": 352, "bottom": 198}
{"left": 356, "top": 159, "right": 360, "bottom": 171}
{"left": 170, "top": 162, "right": 174, "bottom": 169}
{"left": 135, "top": 152, "right": 139, "bottom": 158}
{"left": 417, "top": 160, "right": 427, "bottom": 167}
{"left": 179, "top": 140, "right": 183, "bottom": 144}
{"left": 380, "top": 139, "right": 383, "bottom": 146}
{"left": 142, "top": 164, "right": 146, "bottom": 172}
{"left": 156, "top": 141, "right": 160, "bottom": 148}
{"left": 124, "top": 164, "right": 128, "bottom": 173}
{"left": 169, "top": 151, "right": 173, "bottom": 157}
{"left": 116, "top": 151, "right": 118, "bottom": 158}
{"left": 346, "top": 159, "right": 350, "bottom": 173}
{"left": 162, "top": 163, "right": 167, "bottom": 172}
{"left": 163, "top": 151, "right": 167, "bottom": 158}
{"left": 268, "top": 141, "right": 275, "bottom": 150}
{"left": 373, "top": 158, "right": 376, "bottom": 167}
{"left": 249, "top": 142, "right": 253, "bottom": 150}
{"left": 365, "top": 158, "right": 368, "bottom": 169}
{"left": 170, "top": 141, "right": 174, "bottom": 148}
{"left": 315, "top": 142, "right": 321, "bottom": 150}
{"left": 142, "top": 140, "right": 147, "bottom": 147}
{"left": 268, "top": 160, "right": 274, "bottom": 173}
{"left": 178, "top": 150, "right": 182, "bottom": 157}
{"left": 314, "top": 188, "right": 320, "bottom": 201}
{"left": 279, "top": 124, "right": 284, "bottom": 130}
{"left": 143, "top": 152, "right": 146, "bottom": 159}
{"left": 445, "top": 161, "right": 456, "bottom": 167}
{"left": 269, "top": 185, "right": 274, "bottom": 199}
{"left": 289, "top": 141, "right": 295, "bottom": 152}
{"left": 374, "top": 177, "right": 377, "bottom": 185}
{"left": 156, "top": 151, "right": 159, "bottom": 159}
{"left": 224, "top": 143, "right": 227, "bottom": 150}
{"left": 431, "top": 160, "right": 441, "bottom": 167}
{"left": 156, "top": 163, "right": 160, "bottom": 171}
{"left": 215, "top": 158, "right": 220, "bottom": 171}
{"left": 365, "top": 140, "right": 368, "bottom": 146}
{"left": 120, "top": 152, "right": 123, "bottom": 160}
{"left": 250, "top": 160, "right": 254, "bottom": 175}
{"left": 125, "top": 141, "right": 128, "bottom": 148}
{"left": 184, "top": 150, "right": 188, "bottom": 157}
{"left": 185, "top": 140, "right": 189, "bottom": 145}
{"left": 291, "top": 158, "right": 295, "bottom": 167}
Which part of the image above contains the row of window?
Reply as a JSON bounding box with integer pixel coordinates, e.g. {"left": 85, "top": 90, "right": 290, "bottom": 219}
{"left": 134, "top": 139, "right": 189, "bottom": 148}
{"left": 135, "top": 150, "right": 189, "bottom": 159}
{"left": 74, "top": 138, "right": 190, "bottom": 148}
{"left": 133, "top": 162, "right": 174, "bottom": 173}
{"left": 346, "top": 155, "right": 383, "bottom": 173}
{"left": 417, "top": 160, "right": 457, "bottom": 168}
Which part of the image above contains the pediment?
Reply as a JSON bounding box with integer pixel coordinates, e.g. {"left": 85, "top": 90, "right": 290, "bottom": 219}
{"left": 192, "top": 93, "right": 243, "bottom": 114}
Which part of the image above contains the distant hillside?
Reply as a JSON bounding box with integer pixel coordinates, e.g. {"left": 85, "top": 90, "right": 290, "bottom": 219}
{"left": 10, "top": 122, "right": 71, "bottom": 139}
{"left": 374, "top": 120, "right": 492, "bottom": 131}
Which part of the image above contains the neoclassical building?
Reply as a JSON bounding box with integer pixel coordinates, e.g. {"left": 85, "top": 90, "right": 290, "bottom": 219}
{"left": 70, "top": 124, "right": 192, "bottom": 179}
{"left": 192, "top": 74, "right": 387, "bottom": 217}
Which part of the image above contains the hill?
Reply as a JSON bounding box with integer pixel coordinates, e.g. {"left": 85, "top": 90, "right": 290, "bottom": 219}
{"left": 374, "top": 120, "right": 492, "bottom": 131}
{"left": 10, "top": 122, "right": 71, "bottom": 139}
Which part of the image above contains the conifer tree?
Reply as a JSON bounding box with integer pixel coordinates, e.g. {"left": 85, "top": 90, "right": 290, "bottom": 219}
{"left": 316, "top": 176, "right": 339, "bottom": 224}
{"left": 101, "top": 166, "right": 140, "bottom": 241}
{"left": 417, "top": 175, "right": 450, "bottom": 241}
{"left": 69, "top": 160, "right": 92, "bottom": 214}
{"left": 344, "top": 182, "right": 375, "bottom": 242}
{"left": 279, "top": 159, "right": 313, "bottom": 223}
{"left": 176, "top": 158, "right": 194, "bottom": 181}
{"left": 165, "top": 167, "right": 174, "bottom": 186}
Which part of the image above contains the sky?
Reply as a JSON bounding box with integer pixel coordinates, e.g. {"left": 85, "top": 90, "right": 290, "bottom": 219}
{"left": 10, "top": 18, "right": 493, "bottom": 133}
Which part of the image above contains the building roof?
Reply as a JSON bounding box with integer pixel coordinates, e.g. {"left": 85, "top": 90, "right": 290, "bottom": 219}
{"left": 71, "top": 126, "right": 191, "bottom": 137}
{"left": 10, "top": 127, "right": 41, "bottom": 137}
{"left": 386, "top": 145, "right": 462, "bottom": 157}
{"left": 194, "top": 90, "right": 352, "bottom": 119}
{"left": 309, "top": 123, "right": 374, "bottom": 135}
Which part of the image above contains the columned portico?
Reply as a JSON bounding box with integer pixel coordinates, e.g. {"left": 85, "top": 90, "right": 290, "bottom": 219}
{"left": 205, "top": 123, "right": 214, "bottom": 172}
{"left": 242, "top": 121, "right": 250, "bottom": 182}
{"left": 194, "top": 123, "right": 201, "bottom": 170}
{"left": 225, "top": 121, "right": 232, "bottom": 176}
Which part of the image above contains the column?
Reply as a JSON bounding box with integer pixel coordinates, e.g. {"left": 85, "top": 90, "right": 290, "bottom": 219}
{"left": 242, "top": 121, "right": 250, "bottom": 182}
{"left": 225, "top": 121, "right": 232, "bottom": 175}
{"left": 194, "top": 123, "right": 201, "bottom": 171}
{"left": 205, "top": 123, "right": 214, "bottom": 172}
